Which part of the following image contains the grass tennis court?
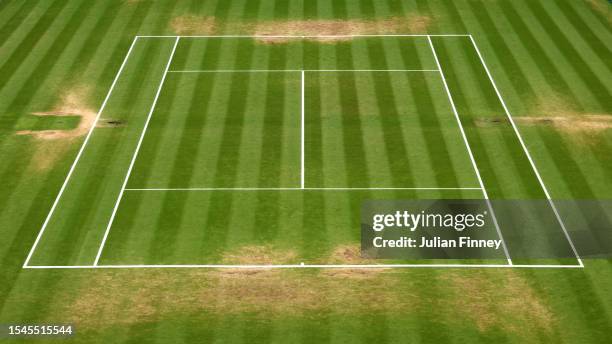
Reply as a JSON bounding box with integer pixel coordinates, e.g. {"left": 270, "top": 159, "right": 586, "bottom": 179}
{"left": 23, "top": 35, "right": 579, "bottom": 267}
{"left": 1, "top": 0, "right": 611, "bottom": 343}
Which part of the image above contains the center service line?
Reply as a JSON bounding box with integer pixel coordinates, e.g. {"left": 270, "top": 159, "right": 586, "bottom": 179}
{"left": 301, "top": 70, "right": 305, "bottom": 189}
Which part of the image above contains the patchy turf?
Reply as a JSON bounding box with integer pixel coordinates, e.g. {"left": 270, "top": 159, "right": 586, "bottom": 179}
{"left": 16, "top": 87, "right": 96, "bottom": 140}
{"left": 252, "top": 16, "right": 432, "bottom": 44}
{"left": 170, "top": 15, "right": 216, "bottom": 35}
{"left": 440, "top": 270, "right": 554, "bottom": 334}
{"left": 58, "top": 269, "right": 407, "bottom": 328}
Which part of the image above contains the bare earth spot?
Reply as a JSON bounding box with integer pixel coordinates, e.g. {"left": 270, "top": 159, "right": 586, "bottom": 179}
{"left": 253, "top": 16, "right": 432, "bottom": 44}
{"left": 170, "top": 15, "right": 216, "bottom": 35}
{"left": 440, "top": 270, "right": 554, "bottom": 334}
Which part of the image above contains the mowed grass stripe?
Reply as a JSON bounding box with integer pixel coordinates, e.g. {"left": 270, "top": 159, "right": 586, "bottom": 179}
{"left": 569, "top": 0, "right": 612, "bottom": 42}
{"left": 28, "top": 1, "right": 113, "bottom": 110}
{"left": 0, "top": 0, "right": 109, "bottom": 233}
{"left": 29, "top": 38, "right": 179, "bottom": 266}
{"left": 0, "top": 0, "right": 157, "bottom": 265}
{"left": 35, "top": 1, "right": 125, "bottom": 109}
{"left": 0, "top": 1, "right": 56, "bottom": 68}
{"left": 362, "top": 38, "right": 416, "bottom": 187}
{"left": 435, "top": 37, "right": 544, "bottom": 199}
{"left": 335, "top": 44, "right": 372, "bottom": 188}
{"left": 302, "top": 42, "right": 332, "bottom": 259}
{"left": 523, "top": 0, "right": 611, "bottom": 108}
{"left": 99, "top": 42, "right": 196, "bottom": 264}
{"left": 552, "top": 0, "right": 612, "bottom": 75}
{"left": 41, "top": 40, "right": 172, "bottom": 265}
{"left": 493, "top": 1, "right": 596, "bottom": 112}
{"left": 252, "top": 39, "right": 289, "bottom": 243}
{"left": 505, "top": 0, "right": 608, "bottom": 110}
{"left": 398, "top": 38, "right": 468, "bottom": 189}
{"left": 0, "top": 1, "right": 77, "bottom": 142}
{"left": 0, "top": 0, "right": 38, "bottom": 49}
{"left": 433, "top": 37, "right": 581, "bottom": 262}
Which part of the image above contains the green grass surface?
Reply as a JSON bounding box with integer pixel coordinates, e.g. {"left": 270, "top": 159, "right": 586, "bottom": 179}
{"left": 1, "top": 0, "right": 611, "bottom": 343}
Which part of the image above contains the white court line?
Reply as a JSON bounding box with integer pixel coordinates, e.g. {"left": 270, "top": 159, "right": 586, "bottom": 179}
{"left": 301, "top": 70, "right": 305, "bottom": 189}
{"left": 93, "top": 36, "right": 181, "bottom": 266}
{"left": 169, "top": 69, "right": 439, "bottom": 73}
{"left": 22, "top": 37, "right": 140, "bottom": 268}
{"left": 23, "top": 263, "right": 583, "bottom": 269}
{"left": 138, "top": 34, "right": 470, "bottom": 38}
{"left": 468, "top": 35, "right": 583, "bottom": 267}
{"left": 124, "top": 187, "right": 482, "bottom": 191}
{"left": 427, "top": 36, "right": 513, "bottom": 265}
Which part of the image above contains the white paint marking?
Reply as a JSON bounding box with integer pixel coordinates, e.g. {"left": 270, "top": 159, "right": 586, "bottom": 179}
{"left": 301, "top": 70, "right": 305, "bottom": 189}
{"left": 23, "top": 263, "right": 583, "bottom": 269}
{"left": 124, "top": 187, "right": 482, "bottom": 191}
{"left": 428, "top": 36, "right": 513, "bottom": 265}
{"left": 137, "top": 34, "right": 471, "bottom": 38}
{"left": 93, "top": 36, "right": 180, "bottom": 266}
{"left": 168, "top": 69, "right": 439, "bottom": 73}
{"left": 468, "top": 35, "right": 583, "bottom": 267}
{"left": 22, "top": 37, "right": 140, "bottom": 268}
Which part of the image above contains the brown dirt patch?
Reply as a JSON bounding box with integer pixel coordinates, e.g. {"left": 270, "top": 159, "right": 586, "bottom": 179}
{"left": 16, "top": 87, "right": 96, "bottom": 140}
{"left": 321, "top": 244, "right": 388, "bottom": 278}
{"left": 253, "top": 15, "right": 432, "bottom": 44}
{"left": 170, "top": 15, "right": 216, "bottom": 35}
{"left": 440, "top": 270, "right": 554, "bottom": 334}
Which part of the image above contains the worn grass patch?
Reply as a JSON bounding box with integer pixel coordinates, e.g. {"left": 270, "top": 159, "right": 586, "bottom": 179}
{"left": 515, "top": 115, "right": 612, "bottom": 132}
{"left": 252, "top": 15, "right": 432, "bottom": 44}
{"left": 439, "top": 270, "right": 554, "bottom": 334}
{"left": 170, "top": 15, "right": 216, "bottom": 35}
{"left": 16, "top": 87, "right": 96, "bottom": 140}
{"left": 214, "top": 245, "right": 297, "bottom": 276}
{"left": 320, "top": 244, "right": 388, "bottom": 278}
{"left": 58, "top": 268, "right": 408, "bottom": 329}
{"left": 516, "top": 93, "right": 612, "bottom": 146}
{"left": 15, "top": 87, "right": 96, "bottom": 172}
{"left": 55, "top": 267, "right": 557, "bottom": 341}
